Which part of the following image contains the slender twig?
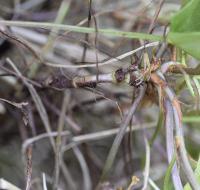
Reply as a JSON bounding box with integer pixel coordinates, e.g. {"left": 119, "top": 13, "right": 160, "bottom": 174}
{"left": 43, "top": 98, "right": 81, "bottom": 132}
{"left": 25, "top": 145, "right": 33, "bottom": 190}
{"left": 44, "top": 42, "right": 159, "bottom": 69}
{"left": 0, "top": 98, "right": 28, "bottom": 109}
{"left": 72, "top": 146, "right": 92, "bottom": 190}
{"left": 81, "top": 0, "right": 92, "bottom": 63}
{"left": 22, "top": 131, "right": 70, "bottom": 155}
{"left": 6, "top": 58, "right": 56, "bottom": 150}
{"left": 22, "top": 122, "right": 156, "bottom": 154}
{"left": 0, "top": 30, "right": 42, "bottom": 62}
{"left": 0, "top": 64, "right": 43, "bottom": 88}
{"left": 142, "top": 137, "right": 150, "bottom": 190}
{"left": 45, "top": 65, "right": 148, "bottom": 90}
{"left": 100, "top": 85, "right": 146, "bottom": 180}
{"left": 72, "top": 121, "right": 154, "bottom": 145}
{"left": 89, "top": 1, "right": 100, "bottom": 82}
{"left": 147, "top": 0, "right": 165, "bottom": 34}
{"left": 8, "top": 26, "right": 159, "bottom": 68}
{"left": 54, "top": 91, "right": 70, "bottom": 190}
{"left": 60, "top": 159, "right": 77, "bottom": 190}
{"left": 45, "top": 73, "right": 113, "bottom": 90}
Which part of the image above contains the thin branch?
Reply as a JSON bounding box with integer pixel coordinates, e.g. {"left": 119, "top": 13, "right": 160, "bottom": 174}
{"left": 22, "top": 131, "right": 70, "bottom": 155}
{"left": 72, "top": 121, "right": 155, "bottom": 144}
{"left": 54, "top": 91, "right": 70, "bottom": 190}
{"left": 6, "top": 58, "right": 56, "bottom": 150}
{"left": 22, "top": 122, "right": 156, "bottom": 154}
{"left": 43, "top": 98, "right": 81, "bottom": 132}
{"left": 45, "top": 65, "right": 148, "bottom": 90}
{"left": 44, "top": 41, "right": 160, "bottom": 69}
{"left": 25, "top": 145, "right": 33, "bottom": 190}
{"left": 45, "top": 73, "right": 113, "bottom": 90}
{"left": 147, "top": 0, "right": 165, "bottom": 34}
{"left": 0, "top": 64, "right": 43, "bottom": 88}
{"left": 60, "top": 159, "right": 77, "bottom": 190}
{"left": 100, "top": 85, "right": 146, "bottom": 180}
{"left": 81, "top": 0, "right": 92, "bottom": 63}
{"left": 0, "top": 29, "right": 42, "bottom": 62}
{"left": 0, "top": 98, "right": 28, "bottom": 109}
{"left": 142, "top": 137, "right": 150, "bottom": 190}
{"left": 72, "top": 146, "right": 92, "bottom": 190}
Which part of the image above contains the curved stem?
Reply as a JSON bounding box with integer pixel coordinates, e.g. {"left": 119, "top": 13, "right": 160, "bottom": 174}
{"left": 164, "top": 99, "right": 183, "bottom": 190}
{"left": 151, "top": 71, "right": 200, "bottom": 190}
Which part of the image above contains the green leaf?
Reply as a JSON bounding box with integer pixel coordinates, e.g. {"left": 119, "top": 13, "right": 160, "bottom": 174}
{"left": 149, "top": 112, "right": 163, "bottom": 147}
{"left": 168, "top": 32, "right": 200, "bottom": 60}
{"left": 0, "top": 20, "right": 162, "bottom": 42}
{"left": 167, "top": 0, "right": 200, "bottom": 60}
{"left": 195, "top": 156, "right": 200, "bottom": 183}
{"left": 182, "top": 0, "right": 192, "bottom": 7}
{"left": 183, "top": 115, "right": 200, "bottom": 123}
{"left": 163, "top": 154, "right": 176, "bottom": 190}
{"left": 170, "top": 0, "right": 200, "bottom": 32}
{"left": 184, "top": 154, "right": 200, "bottom": 190}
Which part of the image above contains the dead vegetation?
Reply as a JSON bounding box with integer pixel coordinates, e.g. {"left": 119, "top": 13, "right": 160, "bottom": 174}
{"left": 0, "top": 0, "right": 200, "bottom": 190}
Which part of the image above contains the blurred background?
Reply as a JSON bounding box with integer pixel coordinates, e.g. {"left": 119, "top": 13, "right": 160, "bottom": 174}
{"left": 0, "top": 0, "right": 199, "bottom": 190}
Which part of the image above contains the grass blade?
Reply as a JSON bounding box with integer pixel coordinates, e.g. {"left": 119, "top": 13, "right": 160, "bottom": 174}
{"left": 0, "top": 20, "right": 163, "bottom": 41}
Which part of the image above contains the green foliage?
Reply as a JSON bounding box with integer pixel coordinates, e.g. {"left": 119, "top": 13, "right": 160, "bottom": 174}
{"left": 182, "top": 0, "right": 192, "bottom": 7}
{"left": 163, "top": 154, "right": 176, "bottom": 190}
{"left": 0, "top": 20, "right": 163, "bottom": 42}
{"left": 167, "top": 0, "right": 200, "bottom": 60}
{"left": 170, "top": 0, "right": 200, "bottom": 32}
{"left": 168, "top": 32, "right": 200, "bottom": 60}
{"left": 149, "top": 112, "right": 163, "bottom": 147}
{"left": 184, "top": 155, "right": 200, "bottom": 190}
